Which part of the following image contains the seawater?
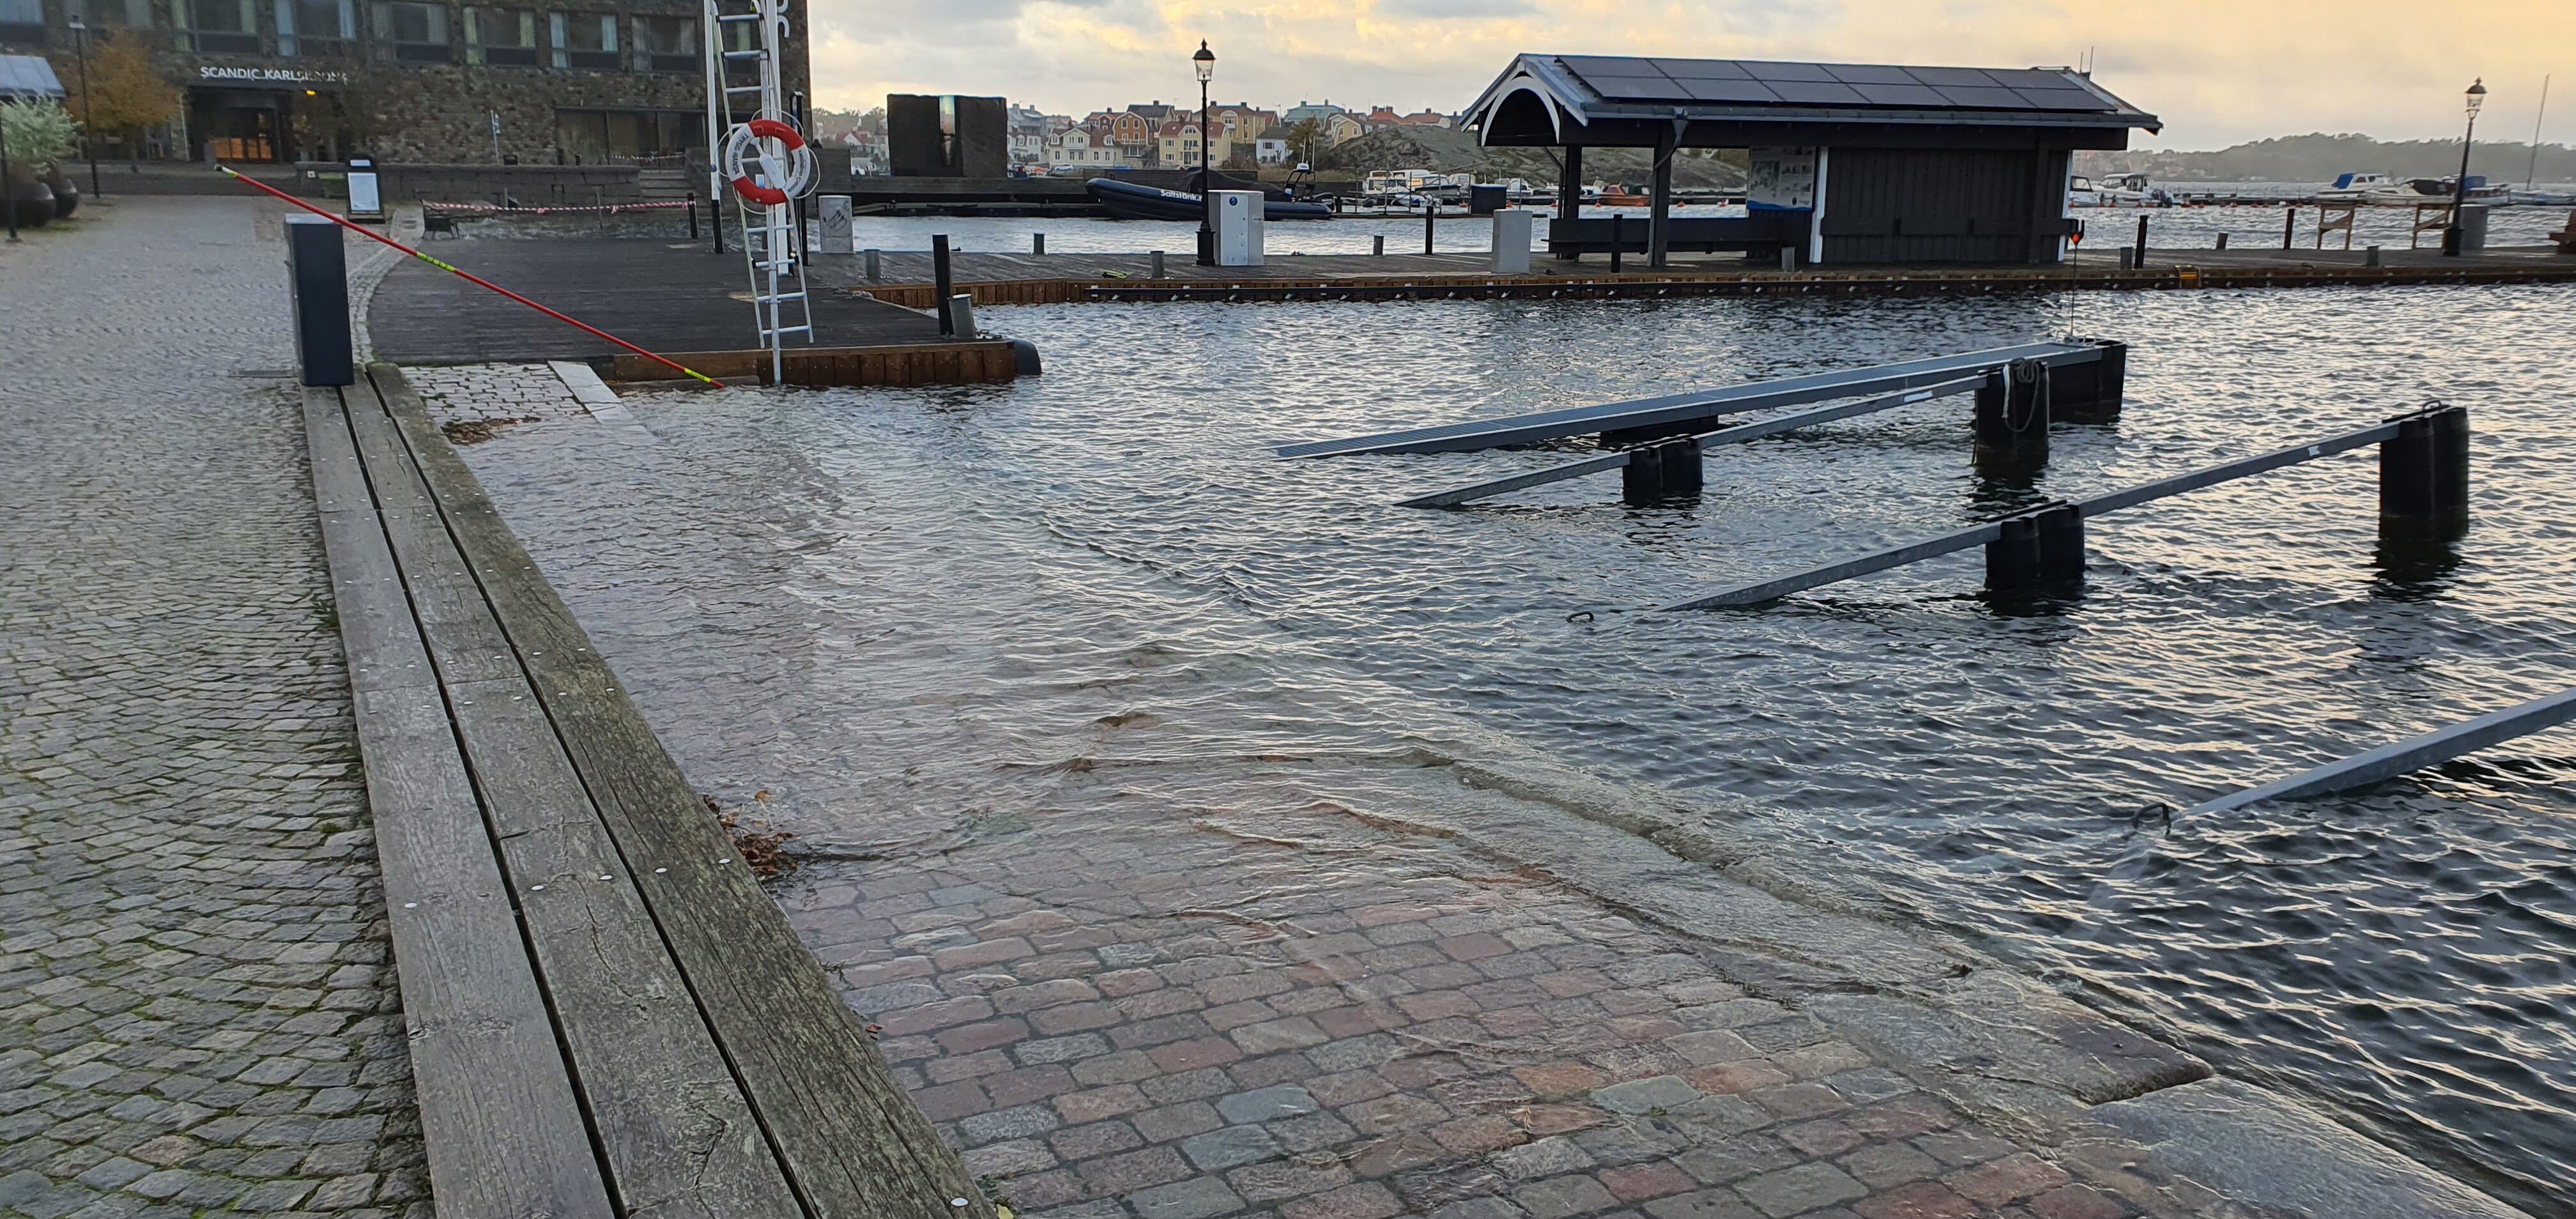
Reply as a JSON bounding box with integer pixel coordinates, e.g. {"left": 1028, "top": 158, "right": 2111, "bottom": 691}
{"left": 466, "top": 282, "right": 2576, "bottom": 1210}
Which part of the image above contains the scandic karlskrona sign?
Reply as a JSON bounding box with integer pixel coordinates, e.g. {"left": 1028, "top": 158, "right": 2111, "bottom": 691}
{"left": 197, "top": 65, "right": 353, "bottom": 84}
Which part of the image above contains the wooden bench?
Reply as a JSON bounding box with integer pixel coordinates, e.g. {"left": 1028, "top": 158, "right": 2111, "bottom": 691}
{"left": 305, "top": 371, "right": 988, "bottom": 1219}
{"left": 2550, "top": 210, "right": 2576, "bottom": 255}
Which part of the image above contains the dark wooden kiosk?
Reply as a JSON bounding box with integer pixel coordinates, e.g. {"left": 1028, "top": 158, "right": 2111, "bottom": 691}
{"left": 1460, "top": 54, "right": 2159, "bottom": 266}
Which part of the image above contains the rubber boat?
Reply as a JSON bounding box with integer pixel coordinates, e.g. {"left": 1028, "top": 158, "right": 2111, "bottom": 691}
{"left": 1086, "top": 177, "right": 1333, "bottom": 221}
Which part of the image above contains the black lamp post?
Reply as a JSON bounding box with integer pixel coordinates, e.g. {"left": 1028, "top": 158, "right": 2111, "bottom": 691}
{"left": 68, "top": 15, "right": 100, "bottom": 199}
{"left": 2442, "top": 77, "right": 2486, "bottom": 256}
{"left": 1193, "top": 40, "right": 1215, "bottom": 266}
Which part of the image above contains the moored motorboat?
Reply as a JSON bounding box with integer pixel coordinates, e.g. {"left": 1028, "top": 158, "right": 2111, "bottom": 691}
{"left": 1086, "top": 177, "right": 1333, "bottom": 221}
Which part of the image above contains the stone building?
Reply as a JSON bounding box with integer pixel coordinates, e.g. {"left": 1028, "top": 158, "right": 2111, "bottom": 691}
{"left": 0, "top": 0, "right": 807, "bottom": 164}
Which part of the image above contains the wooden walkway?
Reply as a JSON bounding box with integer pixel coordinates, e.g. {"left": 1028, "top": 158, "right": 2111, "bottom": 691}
{"left": 306, "top": 367, "right": 990, "bottom": 1219}
{"left": 843, "top": 244, "right": 2576, "bottom": 307}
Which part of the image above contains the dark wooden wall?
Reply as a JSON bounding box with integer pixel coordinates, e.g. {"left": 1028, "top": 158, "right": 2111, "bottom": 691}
{"left": 1820, "top": 148, "right": 2071, "bottom": 264}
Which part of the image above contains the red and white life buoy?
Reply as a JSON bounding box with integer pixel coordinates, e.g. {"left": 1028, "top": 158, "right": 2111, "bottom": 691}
{"left": 721, "top": 118, "right": 816, "bottom": 207}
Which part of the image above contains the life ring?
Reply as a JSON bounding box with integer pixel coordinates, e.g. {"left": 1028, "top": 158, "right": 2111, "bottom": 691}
{"left": 721, "top": 118, "right": 815, "bottom": 208}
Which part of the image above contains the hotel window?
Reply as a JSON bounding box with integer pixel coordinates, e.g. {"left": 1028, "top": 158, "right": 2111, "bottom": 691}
{"left": 548, "top": 11, "right": 614, "bottom": 70}
{"left": 277, "top": 0, "right": 355, "bottom": 56}
{"left": 463, "top": 5, "right": 535, "bottom": 65}
{"left": 174, "top": 0, "right": 260, "bottom": 52}
{"left": 372, "top": 0, "right": 448, "bottom": 61}
{"left": 70, "top": 0, "right": 152, "bottom": 31}
{"left": 634, "top": 13, "right": 693, "bottom": 72}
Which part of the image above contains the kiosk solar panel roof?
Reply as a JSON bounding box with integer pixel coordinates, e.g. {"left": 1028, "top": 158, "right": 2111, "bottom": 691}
{"left": 1551, "top": 56, "right": 2120, "bottom": 112}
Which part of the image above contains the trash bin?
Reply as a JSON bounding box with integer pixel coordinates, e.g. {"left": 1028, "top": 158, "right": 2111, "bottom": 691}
{"left": 1469, "top": 184, "right": 1507, "bottom": 215}
{"left": 2458, "top": 203, "right": 2490, "bottom": 252}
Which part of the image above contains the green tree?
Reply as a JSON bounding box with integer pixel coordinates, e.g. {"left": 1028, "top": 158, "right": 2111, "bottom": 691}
{"left": 0, "top": 99, "right": 81, "bottom": 171}
{"left": 1285, "top": 118, "right": 1324, "bottom": 167}
{"left": 56, "top": 31, "right": 180, "bottom": 153}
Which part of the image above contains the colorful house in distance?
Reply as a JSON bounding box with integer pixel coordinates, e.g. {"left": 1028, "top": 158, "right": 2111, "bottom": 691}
{"left": 1154, "top": 119, "right": 1204, "bottom": 170}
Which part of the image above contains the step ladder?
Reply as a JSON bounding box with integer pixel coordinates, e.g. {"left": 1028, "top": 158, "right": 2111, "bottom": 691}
{"left": 702, "top": 0, "right": 811, "bottom": 383}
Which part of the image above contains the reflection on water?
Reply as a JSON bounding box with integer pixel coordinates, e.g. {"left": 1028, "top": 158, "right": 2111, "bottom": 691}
{"left": 468, "top": 282, "right": 2576, "bottom": 1211}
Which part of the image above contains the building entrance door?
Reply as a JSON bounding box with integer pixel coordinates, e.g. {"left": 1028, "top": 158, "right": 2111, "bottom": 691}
{"left": 189, "top": 89, "right": 284, "bottom": 162}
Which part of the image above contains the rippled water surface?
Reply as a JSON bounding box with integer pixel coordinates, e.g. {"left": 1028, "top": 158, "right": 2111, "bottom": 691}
{"left": 493, "top": 282, "right": 2575, "bottom": 1209}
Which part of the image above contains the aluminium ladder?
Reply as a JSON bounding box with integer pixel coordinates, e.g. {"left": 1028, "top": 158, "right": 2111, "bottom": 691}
{"left": 703, "top": 0, "right": 811, "bottom": 383}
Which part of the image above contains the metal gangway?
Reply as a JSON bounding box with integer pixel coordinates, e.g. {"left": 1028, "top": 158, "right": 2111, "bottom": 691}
{"left": 702, "top": 0, "right": 813, "bottom": 383}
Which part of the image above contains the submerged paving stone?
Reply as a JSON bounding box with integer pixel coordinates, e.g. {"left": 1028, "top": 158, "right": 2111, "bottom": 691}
{"left": 1, "top": 199, "right": 423, "bottom": 1218}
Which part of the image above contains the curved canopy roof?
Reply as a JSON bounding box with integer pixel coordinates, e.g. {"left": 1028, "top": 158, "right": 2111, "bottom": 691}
{"left": 0, "top": 54, "right": 66, "bottom": 100}
{"left": 1464, "top": 53, "right": 2158, "bottom": 146}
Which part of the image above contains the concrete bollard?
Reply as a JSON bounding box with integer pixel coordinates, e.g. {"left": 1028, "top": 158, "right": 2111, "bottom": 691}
{"left": 1032, "top": 232, "right": 1045, "bottom": 256}
{"left": 863, "top": 248, "right": 880, "bottom": 280}
{"left": 1149, "top": 250, "right": 1165, "bottom": 279}
{"left": 948, "top": 293, "right": 977, "bottom": 340}
{"left": 2379, "top": 406, "right": 2470, "bottom": 535}
{"left": 1489, "top": 209, "right": 1532, "bottom": 275}
{"left": 284, "top": 215, "right": 353, "bottom": 387}
{"left": 817, "top": 195, "right": 853, "bottom": 254}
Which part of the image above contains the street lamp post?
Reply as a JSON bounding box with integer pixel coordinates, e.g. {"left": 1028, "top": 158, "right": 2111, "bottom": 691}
{"left": 1193, "top": 40, "right": 1215, "bottom": 266}
{"left": 68, "top": 16, "right": 100, "bottom": 199}
{"left": 2442, "top": 78, "right": 2486, "bottom": 257}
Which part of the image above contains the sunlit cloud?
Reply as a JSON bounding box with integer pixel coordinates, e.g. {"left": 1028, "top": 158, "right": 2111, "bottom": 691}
{"left": 806, "top": 0, "right": 2573, "bottom": 149}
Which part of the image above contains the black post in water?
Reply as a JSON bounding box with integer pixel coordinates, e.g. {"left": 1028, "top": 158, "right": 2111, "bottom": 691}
{"left": 1425, "top": 204, "right": 1436, "bottom": 255}
{"left": 2055, "top": 340, "right": 2126, "bottom": 424}
{"left": 2379, "top": 406, "right": 2471, "bottom": 536}
{"left": 284, "top": 216, "right": 353, "bottom": 387}
{"left": 932, "top": 234, "right": 954, "bottom": 335}
{"left": 2215, "top": 232, "right": 2228, "bottom": 250}
{"left": 1654, "top": 438, "right": 1702, "bottom": 497}
{"left": 2034, "top": 503, "right": 2085, "bottom": 585}
{"left": 2132, "top": 215, "right": 2149, "bottom": 270}
{"left": 1973, "top": 360, "right": 2050, "bottom": 464}
{"left": 2282, "top": 207, "right": 2296, "bottom": 249}
{"left": 1609, "top": 215, "right": 1624, "bottom": 273}
{"left": 1620, "top": 444, "right": 1664, "bottom": 505}
{"left": 1984, "top": 512, "right": 2043, "bottom": 590}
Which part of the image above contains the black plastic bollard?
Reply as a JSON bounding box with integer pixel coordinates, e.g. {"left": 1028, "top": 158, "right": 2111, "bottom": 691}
{"left": 1620, "top": 443, "right": 1664, "bottom": 504}
{"left": 2132, "top": 215, "right": 2149, "bottom": 270}
{"left": 2034, "top": 503, "right": 2085, "bottom": 585}
{"left": 2055, "top": 340, "right": 2125, "bottom": 424}
{"left": 933, "top": 234, "right": 954, "bottom": 335}
{"left": 687, "top": 193, "right": 698, "bottom": 240}
{"left": 1973, "top": 360, "right": 2050, "bottom": 461}
{"left": 1984, "top": 512, "right": 2043, "bottom": 590}
{"left": 1655, "top": 438, "right": 1702, "bottom": 497}
{"left": 2379, "top": 406, "right": 2471, "bottom": 535}
{"left": 284, "top": 215, "right": 353, "bottom": 387}
{"left": 1610, "top": 215, "right": 1624, "bottom": 273}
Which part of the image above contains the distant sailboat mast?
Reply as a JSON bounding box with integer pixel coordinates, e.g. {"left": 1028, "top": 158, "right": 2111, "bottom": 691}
{"left": 2532, "top": 75, "right": 2551, "bottom": 188}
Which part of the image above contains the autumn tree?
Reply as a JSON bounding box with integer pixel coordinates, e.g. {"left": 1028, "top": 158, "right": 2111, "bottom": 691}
{"left": 57, "top": 31, "right": 181, "bottom": 153}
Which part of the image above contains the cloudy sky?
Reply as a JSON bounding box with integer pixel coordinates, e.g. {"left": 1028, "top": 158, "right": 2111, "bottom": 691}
{"left": 808, "top": 0, "right": 2570, "bottom": 150}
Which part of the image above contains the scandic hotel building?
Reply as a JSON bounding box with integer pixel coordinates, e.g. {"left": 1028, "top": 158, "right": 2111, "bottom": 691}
{"left": 0, "top": 0, "right": 804, "bottom": 164}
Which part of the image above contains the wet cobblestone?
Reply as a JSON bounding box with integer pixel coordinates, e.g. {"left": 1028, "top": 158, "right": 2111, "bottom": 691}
{"left": 1, "top": 199, "right": 426, "bottom": 1219}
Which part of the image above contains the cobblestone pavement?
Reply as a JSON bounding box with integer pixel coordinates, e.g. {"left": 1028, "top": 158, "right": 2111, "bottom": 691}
{"left": 407, "top": 368, "right": 2405, "bottom": 1219}
{"left": 0, "top": 199, "right": 426, "bottom": 1219}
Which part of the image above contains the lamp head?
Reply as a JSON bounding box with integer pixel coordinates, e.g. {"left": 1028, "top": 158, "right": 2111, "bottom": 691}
{"left": 2465, "top": 78, "right": 2486, "bottom": 119}
{"left": 1193, "top": 41, "right": 1215, "bottom": 84}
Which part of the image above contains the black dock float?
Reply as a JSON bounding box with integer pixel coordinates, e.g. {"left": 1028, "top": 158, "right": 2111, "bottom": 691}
{"left": 2186, "top": 686, "right": 2576, "bottom": 815}
{"left": 1398, "top": 375, "right": 1986, "bottom": 509}
{"left": 1660, "top": 404, "right": 2462, "bottom": 610}
{"left": 1278, "top": 339, "right": 2118, "bottom": 459}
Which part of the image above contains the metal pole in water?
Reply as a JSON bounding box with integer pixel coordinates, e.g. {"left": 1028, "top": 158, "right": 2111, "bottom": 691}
{"left": 2215, "top": 232, "right": 2228, "bottom": 250}
{"left": 933, "top": 234, "right": 954, "bottom": 335}
{"left": 2283, "top": 207, "right": 2296, "bottom": 249}
{"left": 2132, "top": 215, "right": 2149, "bottom": 269}
{"left": 2185, "top": 686, "right": 2576, "bottom": 816}
{"left": 1425, "top": 203, "right": 1436, "bottom": 255}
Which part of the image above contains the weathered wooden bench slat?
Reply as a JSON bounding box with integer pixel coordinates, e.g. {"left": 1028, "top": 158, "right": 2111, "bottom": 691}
{"left": 302, "top": 388, "right": 617, "bottom": 1219}
{"left": 340, "top": 382, "right": 812, "bottom": 1219}
{"left": 371, "top": 367, "right": 995, "bottom": 1219}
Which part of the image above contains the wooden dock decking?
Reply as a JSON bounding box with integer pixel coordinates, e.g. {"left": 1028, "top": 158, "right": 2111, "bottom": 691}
{"left": 307, "top": 367, "right": 991, "bottom": 1218}
{"left": 842, "top": 244, "right": 2576, "bottom": 307}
